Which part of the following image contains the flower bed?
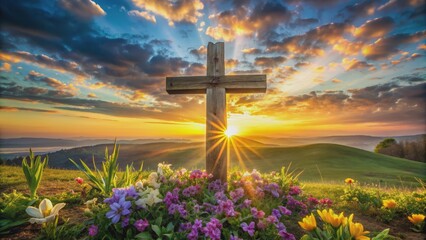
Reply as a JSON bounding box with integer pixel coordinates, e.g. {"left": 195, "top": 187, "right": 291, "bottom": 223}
{"left": 84, "top": 164, "right": 319, "bottom": 239}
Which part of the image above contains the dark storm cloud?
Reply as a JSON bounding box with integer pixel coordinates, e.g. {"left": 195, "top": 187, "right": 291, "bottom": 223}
{"left": 0, "top": 0, "right": 191, "bottom": 96}
{"left": 362, "top": 31, "right": 426, "bottom": 60}
{"left": 287, "top": 0, "right": 340, "bottom": 8}
{"left": 393, "top": 74, "right": 426, "bottom": 83}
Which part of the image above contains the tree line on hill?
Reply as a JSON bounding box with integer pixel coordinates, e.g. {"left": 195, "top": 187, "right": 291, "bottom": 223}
{"left": 374, "top": 136, "right": 426, "bottom": 162}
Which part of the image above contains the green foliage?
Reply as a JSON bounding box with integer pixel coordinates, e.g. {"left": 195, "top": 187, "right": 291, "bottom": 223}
{"left": 22, "top": 149, "right": 48, "bottom": 199}
{"left": 69, "top": 143, "right": 143, "bottom": 195}
{"left": 0, "top": 190, "right": 35, "bottom": 235}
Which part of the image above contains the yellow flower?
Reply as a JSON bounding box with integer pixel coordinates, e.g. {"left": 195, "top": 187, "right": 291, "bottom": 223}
{"left": 26, "top": 198, "right": 66, "bottom": 224}
{"left": 343, "top": 213, "right": 354, "bottom": 226}
{"left": 345, "top": 178, "right": 355, "bottom": 184}
{"left": 382, "top": 199, "right": 397, "bottom": 209}
{"left": 349, "top": 221, "right": 370, "bottom": 240}
{"left": 408, "top": 214, "right": 425, "bottom": 225}
{"left": 298, "top": 213, "right": 317, "bottom": 231}
{"left": 317, "top": 209, "right": 345, "bottom": 228}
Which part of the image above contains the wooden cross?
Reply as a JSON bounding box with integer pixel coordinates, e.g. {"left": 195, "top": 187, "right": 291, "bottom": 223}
{"left": 166, "top": 42, "right": 267, "bottom": 182}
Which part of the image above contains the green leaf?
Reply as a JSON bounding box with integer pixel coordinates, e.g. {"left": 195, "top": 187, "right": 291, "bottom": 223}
{"left": 151, "top": 225, "right": 161, "bottom": 236}
{"left": 135, "top": 232, "right": 153, "bottom": 240}
{"left": 166, "top": 222, "right": 174, "bottom": 232}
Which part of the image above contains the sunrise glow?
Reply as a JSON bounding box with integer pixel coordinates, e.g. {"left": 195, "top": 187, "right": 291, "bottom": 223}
{"left": 224, "top": 126, "right": 238, "bottom": 138}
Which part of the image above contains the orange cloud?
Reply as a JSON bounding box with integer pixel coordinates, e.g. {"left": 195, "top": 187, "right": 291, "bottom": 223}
{"left": 131, "top": 0, "right": 204, "bottom": 26}
{"left": 128, "top": 10, "right": 156, "bottom": 23}
{"left": 354, "top": 17, "right": 394, "bottom": 39}
{"left": 59, "top": 0, "right": 106, "bottom": 19}
{"left": 206, "top": 26, "right": 236, "bottom": 42}
{"left": 342, "top": 58, "right": 376, "bottom": 71}
{"left": 0, "top": 62, "right": 12, "bottom": 72}
{"left": 225, "top": 59, "right": 239, "bottom": 69}
{"left": 332, "top": 39, "right": 364, "bottom": 56}
{"left": 87, "top": 93, "right": 97, "bottom": 98}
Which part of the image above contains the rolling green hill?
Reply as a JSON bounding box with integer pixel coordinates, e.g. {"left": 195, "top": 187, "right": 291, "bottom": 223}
{"left": 7, "top": 142, "right": 425, "bottom": 186}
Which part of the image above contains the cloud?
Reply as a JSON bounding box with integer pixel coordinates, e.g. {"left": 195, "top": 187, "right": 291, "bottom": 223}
{"left": 25, "top": 70, "right": 78, "bottom": 94}
{"left": 342, "top": 58, "right": 376, "bottom": 71}
{"left": 128, "top": 10, "right": 157, "bottom": 23}
{"left": 266, "top": 23, "right": 353, "bottom": 59}
{"left": 362, "top": 31, "right": 426, "bottom": 60}
{"left": 0, "top": 106, "right": 57, "bottom": 113}
{"left": 332, "top": 39, "right": 364, "bottom": 56}
{"left": 0, "top": 62, "right": 12, "bottom": 72}
{"left": 254, "top": 56, "right": 286, "bottom": 67}
{"left": 130, "top": 0, "right": 204, "bottom": 26}
{"left": 0, "top": 51, "right": 87, "bottom": 78}
{"left": 189, "top": 45, "right": 207, "bottom": 59}
{"left": 331, "top": 78, "right": 342, "bottom": 83}
{"left": 378, "top": 0, "right": 425, "bottom": 12}
{"left": 225, "top": 59, "right": 239, "bottom": 69}
{"left": 242, "top": 48, "right": 262, "bottom": 55}
{"left": 206, "top": 1, "right": 292, "bottom": 41}
{"left": 288, "top": 0, "right": 340, "bottom": 8}
{"left": 0, "top": 0, "right": 193, "bottom": 99}
{"left": 87, "top": 93, "right": 97, "bottom": 98}
{"left": 338, "top": 0, "right": 377, "bottom": 21}
{"left": 294, "top": 62, "right": 310, "bottom": 68}
{"left": 59, "top": 0, "right": 106, "bottom": 19}
{"left": 184, "top": 63, "right": 206, "bottom": 75}
{"left": 354, "top": 17, "right": 395, "bottom": 39}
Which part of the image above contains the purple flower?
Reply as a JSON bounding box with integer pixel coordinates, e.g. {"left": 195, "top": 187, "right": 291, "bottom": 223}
{"left": 188, "top": 219, "right": 203, "bottom": 240}
{"left": 121, "top": 217, "right": 129, "bottom": 228}
{"left": 275, "top": 222, "right": 286, "bottom": 232}
{"left": 106, "top": 197, "right": 131, "bottom": 224}
{"left": 168, "top": 203, "right": 187, "bottom": 217}
{"left": 104, "top": 188, "right": 127, "bottom": 204}
{"left": 266, "top": 215, "right": 278, "bottom": 224}
{"left": 134, "top": 219, "right": 149, "bottom": 232}
{"left": 230, "top": 188, "right": 244, "bottom": 202}
{"left": 208, "top": 179, "right": 227, "bottom": 192}
{"left": 182, "top": 185, "right": 201, "bottom": 197}
{"left": 279, "top": 230, "right": 296, "bottom": 240}
{"left": 202, "top": 218, "right": 222, "bottom": 240}
{"left": 230, "top": 235, "right": 243, "bottom": 240}
{"left": 288, "top": 186, "right": 302, "bottom": 196}
{"left": 179, "top": 222, "right": 192, "bottom": 232}
{"left": 241, "top": 199, "right": 252, "bottom": 208}
{"left": 308, "top": 196, "right": 319, "bottom": 206}
{"left": 163, "top": 188, "right": 180, "bottom": 207}
{"left": 241, "top": 221, "right": 255, "bottom": 237}
{"left": 214, "top": 191, "right": 228, "bottom": 201}
{"left": 125, "top": 186, "right": 139, "bottom": 199}
{"left": 217, "top": 199, "right": 237, "bottom": 217}
{"left": 264, "top": 183, "right": 281, "bottom": 198}
{"left": 272, "top": 209, "right": 282, "bottom": 218}
{"left": 88, "top": 224, "right": 98, "bottom": 237}
{"left": 251, "top": 207, "right": 265, "bottom": 218}
{"left": 190, "top": 169, "right": 208, "bottom": 179}
{"left": 279, "top": 206, "right": 292, "bottom": 216}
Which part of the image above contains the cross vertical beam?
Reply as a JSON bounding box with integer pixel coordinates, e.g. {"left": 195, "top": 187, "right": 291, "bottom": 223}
{"left": 166, "top": 42, "right": 267, "bottom": 183}
{"left": 206, "top": 42, "right": 227, "bottom": 183}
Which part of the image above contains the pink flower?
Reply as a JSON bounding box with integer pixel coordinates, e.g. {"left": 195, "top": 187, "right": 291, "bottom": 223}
{"left": 75, "top": 177, "right": 84, "bottom": 184}
{"left": 88, "top": 224, "right": 98, "bottom": 236}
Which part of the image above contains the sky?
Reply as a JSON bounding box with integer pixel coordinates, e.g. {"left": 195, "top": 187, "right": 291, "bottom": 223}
{"left": 0, "top": 0, "right": 425, "bottom": 139}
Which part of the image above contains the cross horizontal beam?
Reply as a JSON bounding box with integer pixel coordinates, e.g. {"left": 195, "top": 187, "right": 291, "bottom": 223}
{"left": 166, "top": 75, "right": 267, "bottom": 94}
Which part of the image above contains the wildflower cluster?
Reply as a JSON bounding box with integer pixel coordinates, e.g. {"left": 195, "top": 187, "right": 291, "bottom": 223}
{"left": 87, "top": 165, "right": 316, "bottom": 239}
{"left": 299, "top": 209, "right": 389, "bottom": 240}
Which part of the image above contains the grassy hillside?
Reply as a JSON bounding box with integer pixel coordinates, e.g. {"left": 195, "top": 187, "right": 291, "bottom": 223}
{"left": 6, "top": 142, "right": 423, "bottom": 186}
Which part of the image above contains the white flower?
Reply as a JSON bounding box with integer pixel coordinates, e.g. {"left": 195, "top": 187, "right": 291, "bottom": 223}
{"left": 84, "top": 198, "right": 97, "bottom": 208}
{"left": 135, "top": 180, "right": 144, "bottom": 190}
{"left": 157, "top": 163, "right": 171, "bottom": 176}
{"left": 26, "top": 198, "right": 66, "bottom": 224}
{"left": 135, "top": 188, "right": 162, "bottom": 207}
{"left": 147, "top": 172, "right": 161, "bottom": 189}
